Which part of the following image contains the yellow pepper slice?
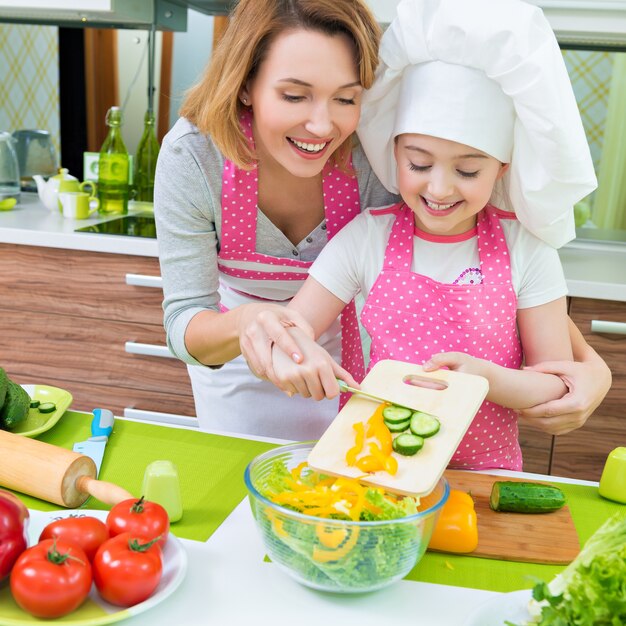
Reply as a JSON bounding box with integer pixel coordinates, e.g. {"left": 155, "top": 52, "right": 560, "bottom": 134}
{"left": 355, "top": 454, "right": 385, "bottom": 473}
{"left": 346, "top": 422, "right": 365, "bottom": 466}
{"left": 427, "top": 489, "right": 478, "bottom": 554}
{"left": 315, "top": 525, "right": 349, "bottom": 549}
{"left": 312, "top": 528, "right": 360, "bottom": 563}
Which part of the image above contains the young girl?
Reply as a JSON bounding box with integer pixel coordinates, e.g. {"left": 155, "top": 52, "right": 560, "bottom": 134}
{"left": 267, "top": 0, "right": 599, "bottom": 470}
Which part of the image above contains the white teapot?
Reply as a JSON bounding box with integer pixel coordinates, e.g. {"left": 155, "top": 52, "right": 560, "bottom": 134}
{"left": 34, "top": 168, "right": 95, "bottom": 212}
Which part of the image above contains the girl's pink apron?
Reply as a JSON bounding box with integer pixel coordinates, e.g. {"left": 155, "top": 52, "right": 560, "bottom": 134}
{"left": 187, "top": 111, "right": 364, "bottom": 439}
{"left": 360, "top": 203, "right": 523, "bottom": 470}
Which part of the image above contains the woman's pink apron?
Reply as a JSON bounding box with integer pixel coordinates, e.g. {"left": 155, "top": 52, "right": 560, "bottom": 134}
{"left": 187, "top": 111, "right": 364, "bottom": 439}
{"left": 360, "top": 203, "right": 523, "bottom": 470}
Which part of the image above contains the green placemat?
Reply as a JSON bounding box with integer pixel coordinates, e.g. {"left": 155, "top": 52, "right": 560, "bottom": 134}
{"left": 406, "top": 481, "right": 625, "bottom": 592}
{"left": 17, "top": 411, "right": 277, "bottom": 542}
{"left": 11, "top": 411, "right": 625, "bottom": 593}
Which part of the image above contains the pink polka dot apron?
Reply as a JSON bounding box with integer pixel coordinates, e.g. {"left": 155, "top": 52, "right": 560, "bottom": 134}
{"left": 360, "top": 203, "right": 523, "bottom": 470}
{"left": 187, "top": 110, "right": 364, "bottom": 439}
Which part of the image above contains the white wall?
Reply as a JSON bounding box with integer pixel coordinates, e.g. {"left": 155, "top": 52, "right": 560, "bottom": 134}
{"left": 366, "top": 0, "right": 400, "bottom": 23}
{"left": 169, "top": 9, "right": 215, "bottom": 129}
{"left": 117, "top": 29, "right": 163, "bottom": 157}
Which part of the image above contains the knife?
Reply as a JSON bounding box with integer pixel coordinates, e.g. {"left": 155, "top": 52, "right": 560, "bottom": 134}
{"left": 336, "top": 379, "right": 397, "bottom": 405}
{"left": 73, "top": 408, "right": 114, "bottom": 477}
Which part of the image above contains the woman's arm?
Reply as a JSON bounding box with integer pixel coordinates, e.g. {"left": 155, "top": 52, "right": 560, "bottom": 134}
{"left": 154, "top": 128, "right": 313, "bottom": 371}
{"left": 265, "top": 277, "right": 352, "bottom": 397}
{"left": 423, "top": 297, "right": 572, "bottom": 410}
{"left": 516, "top": 317, "right": 612, "bottom": 434}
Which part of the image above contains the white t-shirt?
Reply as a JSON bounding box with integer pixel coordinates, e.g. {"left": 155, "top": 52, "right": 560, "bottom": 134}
{"left": 309, "top": 206, "right": 568, "bottom": 309}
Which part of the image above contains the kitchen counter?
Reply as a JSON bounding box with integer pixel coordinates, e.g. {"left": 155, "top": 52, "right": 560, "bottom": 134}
{"left": 1, "top": 193, "right": 625, "bottom": 300}
{"left": 0, "top": 193, "right": 158, "bottom": 257}
{"left": 2, "top": 410, "right": 616, "bottom": 626}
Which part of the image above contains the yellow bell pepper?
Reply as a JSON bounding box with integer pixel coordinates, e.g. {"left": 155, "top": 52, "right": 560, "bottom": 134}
{"left": 427, "top": 490, "right": 478, "bottom": 554}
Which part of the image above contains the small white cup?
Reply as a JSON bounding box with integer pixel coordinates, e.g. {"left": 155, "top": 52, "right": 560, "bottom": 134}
{"left": 59, "top": 191, "right": 99, "bottom": 219}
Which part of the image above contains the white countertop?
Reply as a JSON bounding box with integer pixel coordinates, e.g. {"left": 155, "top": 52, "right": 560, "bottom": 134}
{"left": 2, "top": 193, "right": 625, "bottom": 301}
{"left": 0, "top": 193, "right": 158, "bottom": 257}
{"left": 58, "top": 468, "right": 597, "bottom": 626}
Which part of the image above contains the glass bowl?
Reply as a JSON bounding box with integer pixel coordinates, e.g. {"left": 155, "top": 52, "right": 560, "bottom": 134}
{"left": 244, "top": 441, "right": 449, "bottom": 593}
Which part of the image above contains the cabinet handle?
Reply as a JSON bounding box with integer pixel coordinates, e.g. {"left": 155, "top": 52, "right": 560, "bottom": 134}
{"left": 125, "top": 273, "right": 163, "bottom": 289}
{"left": 590, "top": 320, "right": 626, "bottom": 336}
{"left": 125, "top": 341, "right": 175, "bottom": 358}
{"left": 123, "top": 407, "right": 198, "bottom": 428}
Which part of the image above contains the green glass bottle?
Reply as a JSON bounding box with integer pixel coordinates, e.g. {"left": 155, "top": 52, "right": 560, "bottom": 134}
{"left": 133, "top": 109, "right": 160, "bottom": 202}
{"left": 98, "top": 106, "right": 129, "bottom": 215}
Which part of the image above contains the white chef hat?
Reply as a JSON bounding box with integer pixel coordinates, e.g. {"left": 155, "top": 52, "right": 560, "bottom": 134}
{"left": 357, "top": 0, "right": 597, "bottom": 248}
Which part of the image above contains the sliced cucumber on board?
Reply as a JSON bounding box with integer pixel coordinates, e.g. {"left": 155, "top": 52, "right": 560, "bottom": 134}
{"left": 409, "top": 412, "right": 441, "bottom": 438}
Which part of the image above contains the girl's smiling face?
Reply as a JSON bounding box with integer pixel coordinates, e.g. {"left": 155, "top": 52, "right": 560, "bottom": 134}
{"left": 394, "top": 134, "right": 509, "bottom": 236}
{"left": 243, "top": 28, "right": 362, "bottom": 179}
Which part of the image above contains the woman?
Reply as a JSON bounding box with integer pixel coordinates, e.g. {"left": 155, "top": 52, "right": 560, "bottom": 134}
{"left": 154, "top": 0, "right": 611, "bottom": 439}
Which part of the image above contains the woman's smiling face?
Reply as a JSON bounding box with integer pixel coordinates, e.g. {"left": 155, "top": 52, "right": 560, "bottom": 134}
{"left": 243, "top": 28, "right": 362, "bottom": 178}
{"left": 395, "top": 133, "right": 509, "bottom": 236}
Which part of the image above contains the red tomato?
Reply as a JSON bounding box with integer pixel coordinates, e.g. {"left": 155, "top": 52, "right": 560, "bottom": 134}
{"left": 10, "top": 539, "right": 92, "bottom": 619}
{"left": 39, "top": 515, "right": 110, "bottom": 562}
{"left": 106, "top": 497, "right": 169, "bottom": 548}
{"left": 0, "top": 490, "right": 28, "bottom": 581}
{"left": 93, "top": 532, "right": 163, "bottom": 607}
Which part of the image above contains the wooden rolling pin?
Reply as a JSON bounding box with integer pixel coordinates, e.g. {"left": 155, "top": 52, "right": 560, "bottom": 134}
{"left": 0, "top": 429, "right": 133, "bottom": 508}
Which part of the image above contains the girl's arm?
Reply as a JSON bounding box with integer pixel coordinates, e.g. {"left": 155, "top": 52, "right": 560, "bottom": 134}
{"left": 423, "top": 297, "right": 571, "bottom": 410}
{"left": 516, "top": 317, "right": 612, "bottom": 434}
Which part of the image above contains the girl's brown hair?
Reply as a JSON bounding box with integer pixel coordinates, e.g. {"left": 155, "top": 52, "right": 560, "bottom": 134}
{"left": 180, "top": 0, "right": 381, "bottom": 170}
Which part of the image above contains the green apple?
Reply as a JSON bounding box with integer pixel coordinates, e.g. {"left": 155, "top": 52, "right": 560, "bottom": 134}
{"left": 599, "top": 447, "right": 626, "bottom": 504}
{"left": 574, "top": 200, "right": 591, "bottom": 227}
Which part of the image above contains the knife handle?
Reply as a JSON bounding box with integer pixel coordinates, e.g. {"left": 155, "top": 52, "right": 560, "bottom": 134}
{"left": 76, "top": 476, "right": 133, "bottom": 507}
{"left": 91, "top": 408, "right": 114, "bottom": 438}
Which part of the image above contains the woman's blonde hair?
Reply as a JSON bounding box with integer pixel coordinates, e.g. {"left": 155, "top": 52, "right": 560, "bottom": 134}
{"left": 180, "top": 0, "right": 381, "bottom": 171}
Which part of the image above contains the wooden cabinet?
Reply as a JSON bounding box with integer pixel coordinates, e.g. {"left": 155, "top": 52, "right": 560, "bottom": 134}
{"left": 0, "top": 243, "right": 196, "bottom": 423}
{"left": 518, "top": 297, "right": 626, "bottom": 479}
{"left": 548, "top": 297, "right": 626, "bottom": 481}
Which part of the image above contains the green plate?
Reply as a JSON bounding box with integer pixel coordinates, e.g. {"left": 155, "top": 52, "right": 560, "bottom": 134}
{"left": 10, "top": 384, "right": 73, "bottom": 437}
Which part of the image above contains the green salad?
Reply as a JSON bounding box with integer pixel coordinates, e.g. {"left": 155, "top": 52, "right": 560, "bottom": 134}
{"left": 253, "top": 459, "right": 425, "bottom": 590}
{"left": 508, "top": 512, "right": 626, "bottom": 626}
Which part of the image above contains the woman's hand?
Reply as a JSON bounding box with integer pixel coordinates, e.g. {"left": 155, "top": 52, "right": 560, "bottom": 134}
{"left": 517, "top": 356, "right": 612, "bottom": 435}
{"left": 238, "top": 304, "right": 315, "bottom": 381}
{"left": 270, "top": 328, "right": 359, "bottom": 401}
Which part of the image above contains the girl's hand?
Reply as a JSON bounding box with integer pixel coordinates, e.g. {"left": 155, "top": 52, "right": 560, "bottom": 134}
{"left": 238, "top": 304, "right": 315, "bottom": 381}
{"left": 516, "top": 358, "right": 612, "bottom": 435}
{"left": 422, "top": 352, "right": 489, "bottom": 377}
{"left": 270, "top": 329, "right": 359, "bottom": 401}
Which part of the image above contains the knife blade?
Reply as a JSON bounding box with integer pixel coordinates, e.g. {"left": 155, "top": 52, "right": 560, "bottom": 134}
{"left": 73, "top": 408, "right": 114, "bottom": 477}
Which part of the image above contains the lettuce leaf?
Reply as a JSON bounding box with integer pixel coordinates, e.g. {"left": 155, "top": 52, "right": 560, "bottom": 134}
{"left": 509, "top": 512, "right": 626, "bottom": 626}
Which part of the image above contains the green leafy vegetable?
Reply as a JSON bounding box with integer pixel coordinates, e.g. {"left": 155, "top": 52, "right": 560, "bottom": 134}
{"left": 507, "top": 512, "right": 626, "bottom": 625}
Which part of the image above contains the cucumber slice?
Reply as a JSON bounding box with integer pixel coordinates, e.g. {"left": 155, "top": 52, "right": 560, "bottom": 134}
{"left": 392, "top": 433, "right": 424, "bottom": 456}
{"left": 410, "top": 412, "right": 440, "bottom": 438}
{"left": 30, "top": 400, "right": 40, "bottom": 408}
{"left": 382, "top": 406, "right": 412, "bottom": 423}
{"left": 384, "top": 418, "right": 410, "bottom": 433}
{"left": 38, "top": 402, "right": 57, "bottom": 414}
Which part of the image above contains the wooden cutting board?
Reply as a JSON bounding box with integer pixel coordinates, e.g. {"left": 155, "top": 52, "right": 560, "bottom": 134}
{"left": 439, "top": 470, "right": 580, "bottom": 564}
{"left": 308, "top": 360, "right": 489, "bottom": 497}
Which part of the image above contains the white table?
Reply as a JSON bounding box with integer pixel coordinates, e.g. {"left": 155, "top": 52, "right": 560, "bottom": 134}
{"left": 106, "top": 470, "right": 596, "bottom": 626}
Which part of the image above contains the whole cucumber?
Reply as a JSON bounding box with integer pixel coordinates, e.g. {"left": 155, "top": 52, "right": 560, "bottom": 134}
{"left": 489, "top": 481, "right": 566, "bottom": 513}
